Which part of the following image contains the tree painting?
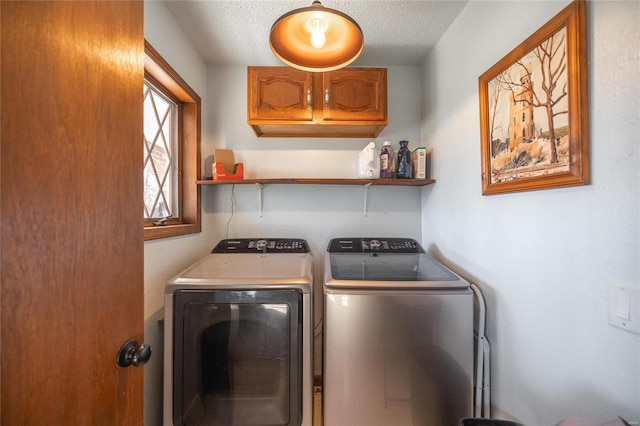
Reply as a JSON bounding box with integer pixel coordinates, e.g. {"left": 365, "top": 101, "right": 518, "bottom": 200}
{"left": 479, "top": 1, "right": 589, "bottom": 195}
{"left": 487, "top": 27, "right": 570, "bottom": 183}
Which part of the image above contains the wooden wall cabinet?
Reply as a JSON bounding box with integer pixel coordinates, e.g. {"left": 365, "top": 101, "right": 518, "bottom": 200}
{"left": 247, "top": 66, "right": 387, "bottom": 138}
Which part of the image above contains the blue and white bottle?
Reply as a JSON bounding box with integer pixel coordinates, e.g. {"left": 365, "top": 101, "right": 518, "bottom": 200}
{"left": 396, "top": 140, "right": 412, "bottom": 179}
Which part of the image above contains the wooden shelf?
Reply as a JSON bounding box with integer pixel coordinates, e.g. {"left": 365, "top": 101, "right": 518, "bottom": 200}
{"left": 196, "top": 178, "right": 435, "bottom": 186}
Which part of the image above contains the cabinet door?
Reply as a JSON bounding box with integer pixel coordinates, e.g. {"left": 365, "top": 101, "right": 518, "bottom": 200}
{"left": 322, "top": 68, "right": 387, "bottom": 122}
{"left": 248, "top": 67, "right": 313, "bottom": 121}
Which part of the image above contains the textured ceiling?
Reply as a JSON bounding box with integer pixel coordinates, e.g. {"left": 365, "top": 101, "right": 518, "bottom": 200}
{"left": 164, "top": 0, "right": 468, "bottom": 67}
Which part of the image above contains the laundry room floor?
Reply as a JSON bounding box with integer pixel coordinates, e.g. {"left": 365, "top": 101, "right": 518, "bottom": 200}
{"left": 314, "top": 384, "right": 322, "bottom": 426}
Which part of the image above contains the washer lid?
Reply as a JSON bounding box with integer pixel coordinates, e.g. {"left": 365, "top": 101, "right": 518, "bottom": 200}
{"left": 166, "top": 252, "right": 313, "bottom": 293}
{"left": 325, "top": 237, "right": 468, "bottom": 289}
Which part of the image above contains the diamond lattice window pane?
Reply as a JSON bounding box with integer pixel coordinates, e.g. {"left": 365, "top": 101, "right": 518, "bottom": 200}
{"left": 143, "top": 81, "right": 178, "bottom": 219}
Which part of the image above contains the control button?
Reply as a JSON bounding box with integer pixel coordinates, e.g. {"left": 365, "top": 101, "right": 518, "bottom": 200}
{"left": 369, "top": 239, "right": 381, "bottom": 249}
{"left": 256, "top": 239, "right": 267, "bottom": 250}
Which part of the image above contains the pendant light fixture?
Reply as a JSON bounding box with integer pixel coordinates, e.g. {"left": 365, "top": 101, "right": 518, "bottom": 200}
{"left": 269, "top": 1, "right": 364, "bottom": 72}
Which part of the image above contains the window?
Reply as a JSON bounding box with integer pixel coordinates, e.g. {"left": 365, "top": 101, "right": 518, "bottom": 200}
{"left": 143, "top": 40, "right": 201, "bottom": 241}
{"left": 144, "top": 80, "right": 178, "bottom": 219}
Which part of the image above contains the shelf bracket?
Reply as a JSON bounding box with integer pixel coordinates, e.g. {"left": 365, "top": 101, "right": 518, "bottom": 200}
{"left": 256, "top": 183, "right": 264, "bottom": 217}
{"left": 362, "top": 183, "right": 372, "bottom": 216}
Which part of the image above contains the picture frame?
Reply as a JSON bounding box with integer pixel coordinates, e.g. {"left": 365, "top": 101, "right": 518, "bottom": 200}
{"left": 478, "top": 1, "right": 589, "bottom": 195}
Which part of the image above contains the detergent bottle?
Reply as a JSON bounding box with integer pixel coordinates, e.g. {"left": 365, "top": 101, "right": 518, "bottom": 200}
{"left": 379, "top": 140, "right": 396, "bottom": 178}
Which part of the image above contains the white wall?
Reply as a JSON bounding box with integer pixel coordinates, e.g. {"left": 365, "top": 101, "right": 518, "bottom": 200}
{"left": 421, "top": 1, "right": 640, "bottom": 424}
{"left": 144, "top": 2, "right": 214, "bottom": 424}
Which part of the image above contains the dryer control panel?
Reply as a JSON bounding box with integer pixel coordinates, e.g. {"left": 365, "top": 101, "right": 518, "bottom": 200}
{"left": 212, "top": 238, "right": 309, "bottom": 254}
{"left": 327, "top": 238, "right": 424, "bottom": 253}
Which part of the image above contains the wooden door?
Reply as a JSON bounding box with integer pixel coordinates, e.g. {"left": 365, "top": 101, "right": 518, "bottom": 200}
{"left": 322, "top": 68, "right": 387, "bottom": 122}
{"left": 1, "top": 1, "right": 145, "bottom": 424}
{"left": 247, "top": 67, "right": 314, "bottom": 121}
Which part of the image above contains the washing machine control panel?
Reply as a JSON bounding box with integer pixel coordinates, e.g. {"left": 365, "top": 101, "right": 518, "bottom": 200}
{"left": 327, "top": 238, "right": 424, "bottom": 253}
{"left": 212, "top": 238, "right": 309, "bottom": 253}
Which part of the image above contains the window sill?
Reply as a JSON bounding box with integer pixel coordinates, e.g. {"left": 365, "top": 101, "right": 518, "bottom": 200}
{"left": 144, "top": 223, "right": 201, "bottom": 241}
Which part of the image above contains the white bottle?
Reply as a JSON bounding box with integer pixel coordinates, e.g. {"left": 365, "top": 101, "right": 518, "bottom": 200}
{"left": 356, "top": 142, "right": 380, "bottom": 178}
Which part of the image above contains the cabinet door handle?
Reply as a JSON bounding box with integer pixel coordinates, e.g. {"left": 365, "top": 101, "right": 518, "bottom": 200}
{"left": 307, "top": 89, "right": 312, "bottom": 109}
{"left": 325, "top": 89, "right": 329, "bottom": 109}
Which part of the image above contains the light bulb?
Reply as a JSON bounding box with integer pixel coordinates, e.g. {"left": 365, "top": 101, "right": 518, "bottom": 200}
{"left": 306, "top": 14, "right": 328, "bottom": 49}
{"left": 310, "top": 26, "right": 326, "bottom": 49}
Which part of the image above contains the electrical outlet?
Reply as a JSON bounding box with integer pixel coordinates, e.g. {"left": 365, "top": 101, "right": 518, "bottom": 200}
{"left": 608, "top": 283, "right": 640, "bottom": 335}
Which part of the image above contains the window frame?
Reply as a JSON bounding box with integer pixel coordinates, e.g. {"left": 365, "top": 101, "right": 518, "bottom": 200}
{"left": 143, "top": 40, "right": 201, "bottom": 241}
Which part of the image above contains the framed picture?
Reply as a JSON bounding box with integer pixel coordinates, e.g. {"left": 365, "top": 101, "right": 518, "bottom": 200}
{"left": 478, "top": 0, "right": 589, "bottom": 195}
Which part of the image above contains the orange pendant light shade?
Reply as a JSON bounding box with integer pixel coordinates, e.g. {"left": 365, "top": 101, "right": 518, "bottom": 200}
{"left": 269, "top": 1, "right": 364, "bottom": 72}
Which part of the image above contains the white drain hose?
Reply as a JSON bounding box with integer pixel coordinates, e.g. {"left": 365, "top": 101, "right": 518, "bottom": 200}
{"left": 471, "top": 283, "right": 490, "bottom": 418}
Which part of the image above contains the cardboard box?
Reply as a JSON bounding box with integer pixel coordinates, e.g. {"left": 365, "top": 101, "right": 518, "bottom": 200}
{"left": 412, "top": 147, "right": 431, "bottom": 179}
{"left": 212, "top": 149, "right": 244, "bottom": 180}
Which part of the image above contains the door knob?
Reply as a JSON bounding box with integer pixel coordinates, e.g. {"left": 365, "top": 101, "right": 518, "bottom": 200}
{"left": 116, "top": 339, "right": 152, "bottom": 368}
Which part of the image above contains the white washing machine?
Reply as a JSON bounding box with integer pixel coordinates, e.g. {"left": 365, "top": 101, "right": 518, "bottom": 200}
{"left": 323, "top": 237, "right": 473, "bottom": 426}
{"left": 164, "top": 238, "right": 313, "bottom": 426}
